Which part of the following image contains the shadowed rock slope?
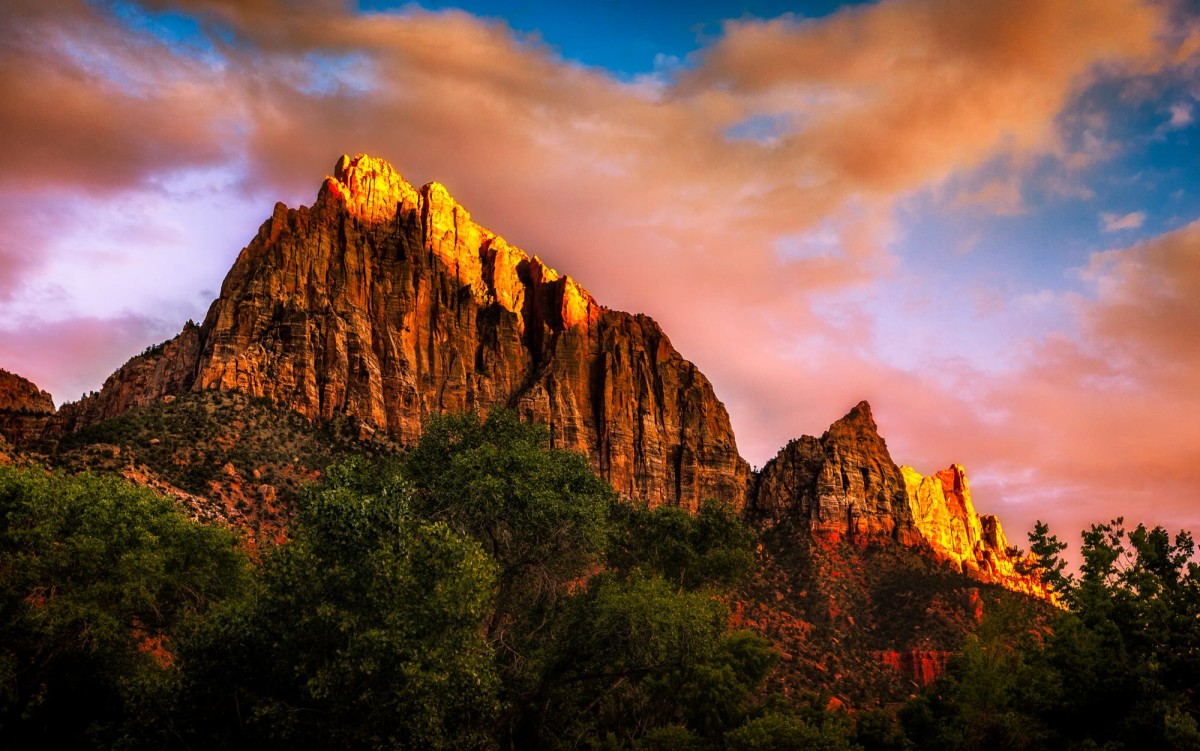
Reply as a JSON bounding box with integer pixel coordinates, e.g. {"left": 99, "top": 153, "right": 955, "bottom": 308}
{"left": 55, "top": 154, "right": 749, "bottom": 512}
{"left": 0, "top": 369, "right": 55, "bottom": 445}
{"left": 754, "top": 401, "right": 1051, "bottom": 599}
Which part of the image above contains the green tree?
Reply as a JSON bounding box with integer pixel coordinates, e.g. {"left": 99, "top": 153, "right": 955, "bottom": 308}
{"left": 607, "top": 499, "right": 756, "bottom": 590}
{"left": 403, "top": 409, "right": 615, "bottom": 651}
{"left": 724, "top": 711, "right": 859, "bottom": 751}
{"left": 0, "top": 465, "right": 248, "bottom": 746}
{"left": 174, "top": 458, "right": 500, "bottom": 749}
{"left": 904, "top": 518, "right": 1200, "bottom": 751}
{"left": 519, "top": 571, "right": 776, "bottom": 749}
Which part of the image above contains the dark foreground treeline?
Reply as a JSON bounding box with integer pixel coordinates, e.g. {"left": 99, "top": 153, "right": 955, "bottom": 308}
{"left": 1, "top": 410, "right": 1198, "bottom": 750}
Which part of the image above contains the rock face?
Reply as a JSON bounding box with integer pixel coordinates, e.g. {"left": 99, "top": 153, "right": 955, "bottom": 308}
{"left": 0, "top": 369, "right": 54, "bottom": 414}
{"left": 754, "top": 401, "right": 920, "bottom": 544}
{"left": 754, "top": 401, "right": 1052, "bottom": 599}
{"left": 0, "top": 369, "right": 55, "bottom": 444}
{"left": 874, "top": 650, "right": 953, "bottom": 686}
{"left": 58, "top": 155, "right": 749, "bottom": 511}
{"left": 902, "top": 464, "right": 1051, "bottom": 598}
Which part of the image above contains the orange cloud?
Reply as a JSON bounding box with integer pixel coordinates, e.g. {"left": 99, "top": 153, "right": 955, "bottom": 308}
{"left": 897, "top": 222, "right": 1200, "bottom": 542}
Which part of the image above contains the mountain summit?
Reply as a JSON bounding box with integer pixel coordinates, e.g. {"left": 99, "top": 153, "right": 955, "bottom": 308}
{"left": 59, "top": 154, "right": 750, "bottom": 511}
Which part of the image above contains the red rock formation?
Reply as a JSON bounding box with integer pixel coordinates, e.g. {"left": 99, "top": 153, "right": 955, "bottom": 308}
{"left": 874, "top": 650, "right": 953, "bottom": 686}
{"left": 753, "top": 401, "right": 920, "bottom": 544}
{"left": 57, "top": 154, "right": 749, "bottom": 511}
{"left": 0, "top": 369, "right": 54, "bottom": 414}
{"left": 0, "top": 369, "right": 55, "bottom": 444}
{"left": 902, "top": 463, "right": 1053, "bottom": 600}
{"left": 755, "top": 401, "right": 1053, "bottom": 600}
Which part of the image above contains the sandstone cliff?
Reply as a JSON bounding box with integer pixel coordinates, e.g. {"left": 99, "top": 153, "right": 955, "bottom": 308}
{"left": 902, "top": 463, "right": 1051, "bottom": 598}
{"left": 57, "top": 154, "right": 749, "bottom": 511}
{"left": 753, "top": 401, "right": 920, "bottom": 544}
{"left": 0, "top": 369, "right": 55, "bottom": 444}
{"left": 754, "top": 401, "right": 1051, "bottom": 599}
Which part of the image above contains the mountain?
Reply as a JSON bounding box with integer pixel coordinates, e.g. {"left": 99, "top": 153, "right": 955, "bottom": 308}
{"left": 55, "top": 155, "right": 749, "bottom": 512}
{"left": 754, "top": 401, "right": 1050, "bottom": 599}
{"left": 19, "top": 153, "right": 1046, "bottom": 601}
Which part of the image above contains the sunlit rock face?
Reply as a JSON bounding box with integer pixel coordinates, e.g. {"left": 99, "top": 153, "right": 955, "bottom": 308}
{"left": 753, "top": 401, "right": 921, "bottom": 544}
{"left": 0, "top": 369, "right": 55, "bottom": 444}
{"left": 902, "top": 464, "right": 1052, "bottom": 599}
{"left": 754, "top": 401, "right": 1053, "bottom": 600}
{"left": 902, "top": 464, "right": 985, "bottom": 571}
{"left": 59, "top": 154, "right": 749, "bottom": 511}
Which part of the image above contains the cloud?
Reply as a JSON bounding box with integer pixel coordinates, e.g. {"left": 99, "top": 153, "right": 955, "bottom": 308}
{"left": 949, "top": 176, "right": 1026, "bottom": 216}
{"left": 0, "top": 314, "right": 180, "bottom": 406}
{"left": 885, "top": 223, "right": 1200, "bottom": 543}
{"left": 1168, "top": 101, "right": 1193, "bottom": 128}
{"left": 0, "top": 0, "right": 240, "bottom": 195}
{"left": 686, "top": 0, "right": 1166, "bottom": 191}
{"left": 1100, "top": 211, "right": 1147, "bottom": 231}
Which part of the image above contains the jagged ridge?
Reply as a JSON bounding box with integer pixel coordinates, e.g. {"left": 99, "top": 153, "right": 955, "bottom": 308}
{"left": 56, "top": 154, "right": 750, "bottom": 511}
{"left": 754, "top": 401, "right": 1052, "bottom": 599}
{"left": 28, "top": 153, "right": 1047, "bottom": 599}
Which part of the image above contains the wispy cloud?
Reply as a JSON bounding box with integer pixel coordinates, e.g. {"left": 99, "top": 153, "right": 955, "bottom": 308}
{"left": 949, "top": 176, "right": 1026, "bottom": 216}
{"left": 1101, "top": 211, "right": 1147, "bottom": 232}
{"left": 1168, "top": 102, "right": 1193, "bottom": 128}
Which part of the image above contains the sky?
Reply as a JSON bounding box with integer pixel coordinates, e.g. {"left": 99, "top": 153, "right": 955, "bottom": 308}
{"left": 2, "top": 0, "right": 1200, "bottom": 551}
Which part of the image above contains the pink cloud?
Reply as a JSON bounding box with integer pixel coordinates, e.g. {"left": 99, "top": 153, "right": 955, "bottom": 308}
{"left": 1100, "top": 211, "right": 1147, "bottom": 231}
{"left": 0, "top": 314, "right": 179, "bottom": 407}
{"left": 880, "top": 223, "right": 1200, "bottom": 545}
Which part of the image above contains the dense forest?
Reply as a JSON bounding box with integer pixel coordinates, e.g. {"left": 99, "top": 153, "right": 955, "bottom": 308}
{"left": 2, "top": 410, "right": 1198, "bottom": 750}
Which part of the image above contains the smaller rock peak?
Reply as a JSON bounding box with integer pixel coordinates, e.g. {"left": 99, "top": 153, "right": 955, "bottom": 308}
{"left": 0, "top": 369, "right": 55, "bottom": 414}
{"left": 323, "top": 153, "right": 417, "bottom": 221}
{"left": 848, "top": 400, "right": 874, "bottom": 422}
{"left": 831, "top": 400, "right": 877, "bottom": 433}
{"left": 333, "top": 153, "right": 400, "bottom": 185}
{"left": 420, "top": 180, "right": 452, "bottom": 201}
{"left": 419, "top": 180, "right": 468, "bottom": 219}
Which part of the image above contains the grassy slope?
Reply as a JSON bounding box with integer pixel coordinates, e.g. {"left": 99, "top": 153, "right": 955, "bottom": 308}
{"left": 33, "top": 390, "right": 395, "bottom": 543}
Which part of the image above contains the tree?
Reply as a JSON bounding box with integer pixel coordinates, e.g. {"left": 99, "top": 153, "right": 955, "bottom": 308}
{"left": 403, "top": 410, "right": 615, "bottom": 652}
{"left": 173, "top": 457, "right": 500, "bottom": 750}
{"left": 517, "top": 571, "right": 776, "bottom": 749}
{"left": 905, "top": 518, "right": 1200, "bottom": 751}
{"left": 607, "top": 499, "right": 756, "bottom": 590}
{"left": 0, "top": 465, "right": 248, "bottom": 746}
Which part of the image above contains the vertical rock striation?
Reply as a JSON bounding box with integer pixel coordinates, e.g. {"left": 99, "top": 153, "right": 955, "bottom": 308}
{"left": 755, "top": 401, "right": 1052, "bottom": 599}
{"left": 753, "top": 401, "right": 920, "bottom": 544}
{"left": 55, "top": 154, "right": 749, "bottom": 511}
{"left": 902, "top": 463, "right": 1051, "bottom": 598}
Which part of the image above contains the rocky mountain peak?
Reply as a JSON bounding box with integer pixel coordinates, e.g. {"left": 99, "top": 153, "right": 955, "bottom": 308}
{"left": 754, "top": 401, "right": 918, "bottom": 544}
{"left": 0, "top": 369, "right": 54, "bottom": 414}
{"left": 53, "top": 153, "right": 750, "bottom": 512}
{"left": 756, "top": 403, "right": 1053, "bottom": 601}
{"left": 320, "top": 153, "right": 419, "bottom": 222}
{"left": 0, "top": 369, "right": 56, "bottom": 445}
{"left": 902, "top": 463, "right": 1053, "bottom": 600}
{"left": 840, "top": 400, "right": 875, "bottom": 426}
